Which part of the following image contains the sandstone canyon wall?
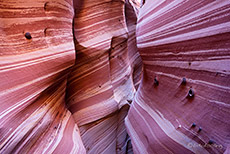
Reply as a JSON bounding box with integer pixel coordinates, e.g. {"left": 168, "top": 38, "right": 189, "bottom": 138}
{"left": 0, "top": 0, "right": 86, "bottom": 153}
{"left": 0, "top": 0, "right": 230, "bottom": 154}
{"left": 125, "top": 0, "right": 230, "bottom": 154}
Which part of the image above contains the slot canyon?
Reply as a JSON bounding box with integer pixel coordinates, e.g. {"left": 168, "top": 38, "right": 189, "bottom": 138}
{"left": 0, "top": 0, "right": 230, "bottom": 153}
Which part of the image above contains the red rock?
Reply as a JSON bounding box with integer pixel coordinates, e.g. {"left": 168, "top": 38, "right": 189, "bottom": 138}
{"left": 126, "top": 0, "right": 230, "bottom": 153}
{"left": 0, "top": 0, "right": 85, "bottom": 153}
{"left": 66, "top": 0, "right": 136, "bottom": 152}
{"left": 1, "top": 0, "right": 230, "bottom": 153}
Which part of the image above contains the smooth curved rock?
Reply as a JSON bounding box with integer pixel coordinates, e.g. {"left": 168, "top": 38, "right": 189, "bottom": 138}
{"left": 0, "top": 0, "right": 85, "bottom": 153}
{"left": 126, "top": 0, "right": 230, "bottom": 153}
{"left": 66, "top": 0, "right": 137, "bottom": 153}
{"left": 1, "top": 0, "right": 230, "bottom": 153}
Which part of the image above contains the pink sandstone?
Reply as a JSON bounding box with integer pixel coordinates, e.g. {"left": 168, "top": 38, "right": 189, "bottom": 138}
{"left": 0, "top": 0, "right": 229, "bottom": 154}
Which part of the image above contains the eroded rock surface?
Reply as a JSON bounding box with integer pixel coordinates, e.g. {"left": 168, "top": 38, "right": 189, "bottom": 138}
{"left": 0, "top": 0, "right": 230, "bottom": 154}
{"left": 126, "top": 0, "right": 230, "bottom": 154}
{"left": 0, "top": 0, "right": 86, "bottom": 153}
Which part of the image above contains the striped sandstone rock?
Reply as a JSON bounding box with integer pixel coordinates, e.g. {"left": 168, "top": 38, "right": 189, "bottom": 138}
{"left": 0, "top": 0, "right": 85, "bottom": 153}
{"left": 1, "top": 0, "right": 230, "bottom": 153}
{"left": 126, "top": 0, "right": 230, "bottom": 154}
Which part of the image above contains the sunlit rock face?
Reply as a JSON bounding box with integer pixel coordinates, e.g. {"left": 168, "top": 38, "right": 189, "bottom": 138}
{"left": 1, "top": 0, "right": 230, "bottom": 154}
{"left": 126, "top": 0, "right": 230, "bottom": 154}
{"left": 125, "top": 0, "right": 142, "bottom": 90}
{"left": 66, "top": 0, "right": 138, "bottom": 153}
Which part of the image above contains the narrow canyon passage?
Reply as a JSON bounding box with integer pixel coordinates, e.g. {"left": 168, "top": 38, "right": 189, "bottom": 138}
{"left": 0, "top": 0, "right": 140, "bottom": 153}
{"left": 65, "top": 0, "right": 141, "bottom": 153}
{"left": 0, "top": 0, "right": 230, "bottom": 154}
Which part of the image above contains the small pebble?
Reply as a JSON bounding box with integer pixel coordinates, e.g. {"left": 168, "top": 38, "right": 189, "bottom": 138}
{"left": 188, "top": 89, "right": 194, "bottom": 98}
{"left": 198, "top": 127, "right": 202, "bottom": 132}
{"left": 182, "top": 77, "right": 186, "bottom": 85}
{"left": 25, "top": 32, "right": 32, "bottom": 39}
{"left": 208, "top": 140, "right": 214, "bottom": 144}
{"left": 154, "top": 78, "right": 159, "bottom": 86}
{"left": 191, "top": 123, "right": 196, "bottom": 127}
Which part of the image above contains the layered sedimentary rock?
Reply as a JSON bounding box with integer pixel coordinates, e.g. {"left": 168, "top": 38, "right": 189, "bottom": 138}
{"left": 125, "top": 0, "right": 142, "bottom": 90}
{"left": 0, "top": 0, "right": 85, "bottom": 153}
{"left": 1, "top": 0, "right": 230, "bottom": 153}
{"left": 66, "top": 0, "right": 138, "bottom": 153}
{"left": 0, "top": 0, "right": 138, "bottom": 153}
{"left": 126, "top": 0, "right": 230, "bottom": 154}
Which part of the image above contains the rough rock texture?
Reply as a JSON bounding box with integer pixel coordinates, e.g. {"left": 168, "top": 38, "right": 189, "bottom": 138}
{"left": 126, "top": 0, "right": 230, "bottom": 154}
{"left": 1, "top": 0, "right": 230, "bottom": 154}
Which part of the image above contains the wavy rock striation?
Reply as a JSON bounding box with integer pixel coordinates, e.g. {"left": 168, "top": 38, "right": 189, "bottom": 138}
{"left": 126, "top": 0, "right": 230, "bottom": 154}
{"left": 0, "top": 0, "right": 85, "bottom": 153}
{"left": 66, "top": 0, "right": 138, "bottom": 153}
{"left": 0, "top": 0, "right": 138, "bottom": 153}
{"left": 1, "top": 0, "right": 230, "bottom": 154}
